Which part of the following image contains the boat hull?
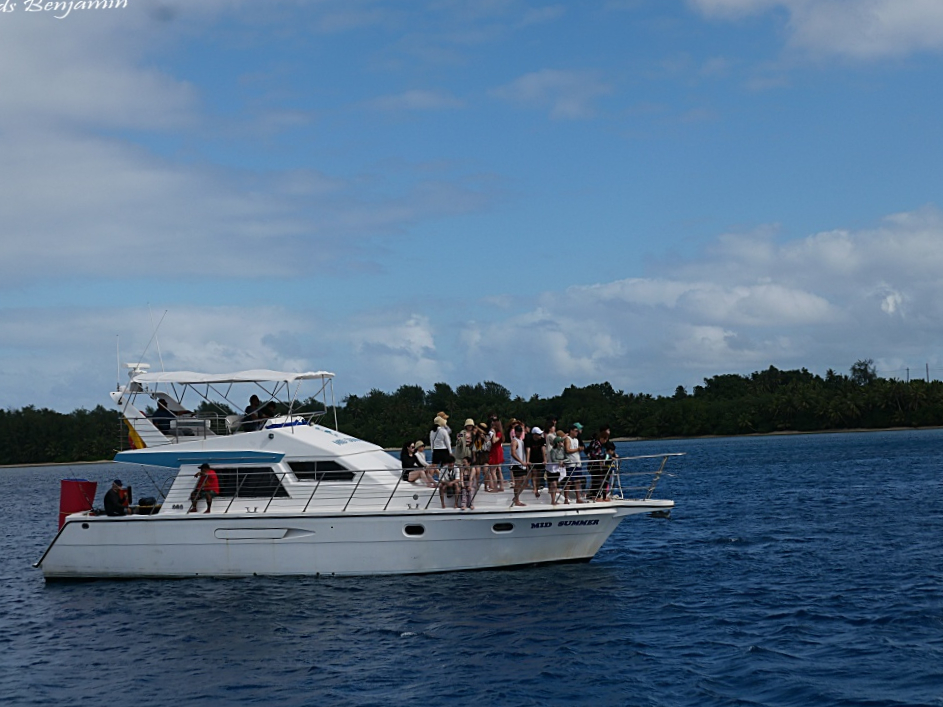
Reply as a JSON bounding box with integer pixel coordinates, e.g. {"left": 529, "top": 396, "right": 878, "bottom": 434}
{"left": 38, "top": 502, "right": 669, "bottom": 579}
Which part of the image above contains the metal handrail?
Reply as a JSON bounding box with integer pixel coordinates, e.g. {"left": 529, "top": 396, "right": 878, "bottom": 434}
{"left": 165, "top": 453, "right": 681, "bottom": 515}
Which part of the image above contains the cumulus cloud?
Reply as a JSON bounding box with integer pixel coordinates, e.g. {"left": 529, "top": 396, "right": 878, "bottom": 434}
{"left": 444, "top": 206, "right": 943, "bottom": 395}
{"left": 0, "top": 306, "right": 313, "bottom": 411}
{"left": 0, "top": 4, "right": 496, "bottom": 288}
{"left": 7, "top": 207, "right": 943, "bottom": 409}
{"left": 690, "top": 0, "right": 943, "bottom": 59}
{"left": 491, "top": 69, "right": 612, "bottom": 119}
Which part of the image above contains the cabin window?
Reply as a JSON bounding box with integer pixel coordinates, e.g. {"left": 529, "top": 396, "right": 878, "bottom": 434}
{"left": 492, "top": 523, "right": 514, "bottom": 533}
{"left": 289, "top": 460, "right": 355, "bottom": 482}
{"left": 404, "top": 524, "right": 425, "bottom": 537}
{"left": 214, "top": 467, "right": 290, "bottom": 498}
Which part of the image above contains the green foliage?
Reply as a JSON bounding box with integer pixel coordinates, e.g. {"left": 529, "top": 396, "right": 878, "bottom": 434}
{"left": 4, "top": 360, "right": 943, "bottom": 465}
{"left": 0, "top": 405, "right": 121, "bottom": 465}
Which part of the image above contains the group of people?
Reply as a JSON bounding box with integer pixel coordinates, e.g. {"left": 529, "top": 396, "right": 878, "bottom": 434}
{"left": 150, "top": 395, "right": 280, "bottom": 435}
{"left": 242, "top": 395, "right": 278, "bottom": 432}
{"left": 401, "top": 413, "right": 620, "bottom": 510}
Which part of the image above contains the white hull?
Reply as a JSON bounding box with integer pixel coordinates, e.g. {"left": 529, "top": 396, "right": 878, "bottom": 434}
{"left": 38, "top": 501, "right": 670, "bottom": 579}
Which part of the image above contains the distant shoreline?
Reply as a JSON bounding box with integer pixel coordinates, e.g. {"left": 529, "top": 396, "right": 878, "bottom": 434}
{"left": 613, "top": 425, "right": 943, "bottom": 442}
{"left": 0, "top": 459, "right": 114, "bottom": 469}
{"left": 4, "top": 425, "right": 940, "bottom": 469}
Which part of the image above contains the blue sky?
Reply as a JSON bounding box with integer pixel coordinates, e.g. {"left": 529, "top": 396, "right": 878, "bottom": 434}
{"left": 2, "top": 0, "right": 943, "bottom": 411}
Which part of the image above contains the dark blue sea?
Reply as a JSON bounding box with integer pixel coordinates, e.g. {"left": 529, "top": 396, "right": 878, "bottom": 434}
{"left": 2, "top": 430, "right": 942, "bottom": 706}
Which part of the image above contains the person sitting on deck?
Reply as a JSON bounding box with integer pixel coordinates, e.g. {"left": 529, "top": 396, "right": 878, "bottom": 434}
{"left": 104, "top": 479, "right": 130, "bottom": 516}
{"left": 243, "top": 394, "right": 263, "bottom": 431}
{"left": 189, "top": 463, "right": 220, "bottom": 514}
{"left": 400, "top": 442, "right": 435, "bottom": 487}
{"left": 257, "top": 401, "right": 278, "bottom": 425}
{"left": 437, "top": 455, "right": 460, "bottom": 509}
{"left": 152, "top": 398, "right": 176, "bottom": 433}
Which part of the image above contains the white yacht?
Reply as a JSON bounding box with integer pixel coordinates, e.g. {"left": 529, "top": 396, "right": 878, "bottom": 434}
{"left": 35, "top": 366, "right": 678, "bottom": 579}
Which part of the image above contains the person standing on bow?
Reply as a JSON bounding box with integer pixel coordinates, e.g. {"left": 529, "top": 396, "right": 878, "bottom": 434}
{"left": 562, "top": 423, "right": 587, "bottom": 504}
{"left": 430, "top": 415, "right": 452, "bottom": 470}
{"left": 509, "top": 424, "right": 528, "bottom": 507}
{"left": 486, "top": 415, "right": 505, "bottom": 492}
{"left": 585, "top": 424, "right": 611, "bottom": 501}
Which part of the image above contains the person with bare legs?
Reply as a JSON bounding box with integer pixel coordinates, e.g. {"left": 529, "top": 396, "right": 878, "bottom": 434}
{"left": 563, "top": 423, "right": 586, "bottom": 504}
{"left": 509, "top": 424, "right": 528, "bottom": 507}
{"left": 437, "top": 455, "right": 460, "bottom": 509}
{"left": 487, "top": 416, "right": 505, "bottom": 492}
{"left": 189, "top": 463, "right": 219, "bottom": 514}
{"left": 458, "top": 459, "right": 476, "bottom": 511}
{"left": 525, "top": 426, "right": 546, "bottom": 499}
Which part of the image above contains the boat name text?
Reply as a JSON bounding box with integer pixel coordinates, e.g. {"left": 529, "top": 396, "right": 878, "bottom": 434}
{"left": 531, "top": 519, "right": 599, "bottom": 529}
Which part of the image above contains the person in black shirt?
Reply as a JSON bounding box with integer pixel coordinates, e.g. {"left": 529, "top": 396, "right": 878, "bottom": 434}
{"left": 104, "top": 479, "right": 129, "bottom": 517}
{"left": 152, "top": 398, "right": 175, "bottom": 433}
{"left": 525, "top": 426, "right": 546, "bottom": 498}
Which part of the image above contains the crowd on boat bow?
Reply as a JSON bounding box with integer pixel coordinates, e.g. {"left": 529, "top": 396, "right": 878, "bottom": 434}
{"left": 400, "top": 413, "right": 619, "bottom": 510}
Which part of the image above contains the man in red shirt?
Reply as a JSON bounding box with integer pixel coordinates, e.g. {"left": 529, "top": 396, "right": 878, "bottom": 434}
{"left": 188, "top": 463, "right": 220, "bottom": 514}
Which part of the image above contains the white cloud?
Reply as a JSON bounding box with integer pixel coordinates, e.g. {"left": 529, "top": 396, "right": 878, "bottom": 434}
{"left": 0, "top": 4, "right": 497, "bottom": 288}
{"left": 690, "top": 0, "right": 943, "bottom": 59}
{"left": 7, "top": 207, "right": 943, "bottom": 410}
{"left": 491, "top": 69, "right": 612, "bottom": 119}
{"left": 443, "top": 206, "right": 943, "bottom": 395}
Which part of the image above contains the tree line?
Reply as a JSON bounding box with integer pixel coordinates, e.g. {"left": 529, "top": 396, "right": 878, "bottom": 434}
{"left": 4, "top": 360, "right": 943, "bottom": 466}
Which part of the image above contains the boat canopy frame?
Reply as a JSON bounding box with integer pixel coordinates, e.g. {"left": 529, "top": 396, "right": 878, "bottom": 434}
{"left": 125, "top": 369, "right": 339, "bottom": 431}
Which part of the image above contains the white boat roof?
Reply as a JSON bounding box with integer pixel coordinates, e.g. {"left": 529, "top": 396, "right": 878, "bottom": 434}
{"left": 131, "top": 369, "right": 335, "bottom": 385}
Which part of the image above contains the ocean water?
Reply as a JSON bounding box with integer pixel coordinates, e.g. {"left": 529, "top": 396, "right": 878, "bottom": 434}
{"left": 1, "top": 430, "right": 942, "bottom": 706}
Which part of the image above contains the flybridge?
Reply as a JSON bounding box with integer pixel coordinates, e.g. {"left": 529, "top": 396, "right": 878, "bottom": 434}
{"left": 111, "top": 365, "right": 341, "bottom": 451}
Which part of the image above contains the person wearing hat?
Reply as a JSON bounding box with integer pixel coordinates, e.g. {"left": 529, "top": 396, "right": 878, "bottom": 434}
{"left": 429, "top": 415, "right": 452, "bottom": 468}
{"left": 400, "top": 441, "right": 435, "bottom": 487}
{"left": 525, "top": 426, "right": 547, "bottom": 498}
{"left": 104, "top": 479, "right": 130, "bottom": 517}
{"left": 454, "top": 418, "right": 475, "bottom": 465}
{"left": 189, "top": 463, "right": 220, "bottom": 514}
{"left": 473, "top": 421, "right": 491, "bottom": 467}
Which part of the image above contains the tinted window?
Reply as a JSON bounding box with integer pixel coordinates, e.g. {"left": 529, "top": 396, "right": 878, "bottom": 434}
{"left": 215, "top": 467, "right": 289, "bottom": 498}
{"left": 289, "top": 460, "right": 355, "bottom": 482}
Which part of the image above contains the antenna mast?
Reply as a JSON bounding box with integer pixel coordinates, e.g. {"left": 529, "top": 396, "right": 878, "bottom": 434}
{"left": 148, "top": 305, "right": 167, "bottom": 372}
